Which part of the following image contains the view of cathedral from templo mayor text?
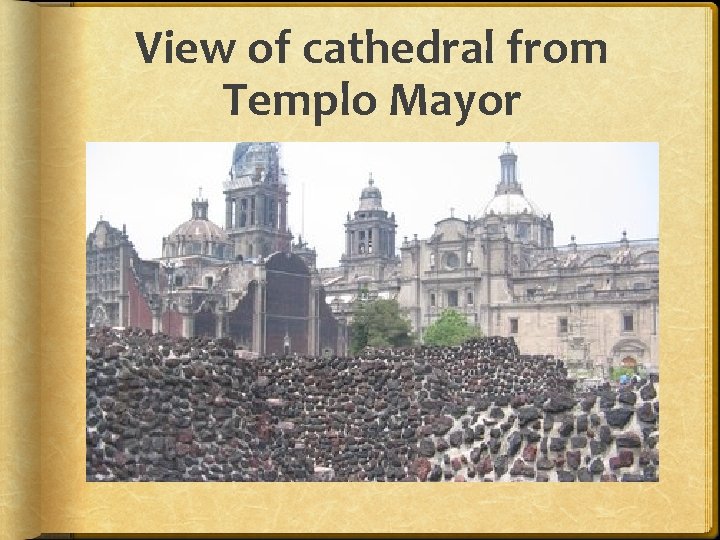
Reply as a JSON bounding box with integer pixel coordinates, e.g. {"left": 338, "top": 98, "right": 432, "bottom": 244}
{"left": 86, "top": 142, "right": 658, "bottom": 379}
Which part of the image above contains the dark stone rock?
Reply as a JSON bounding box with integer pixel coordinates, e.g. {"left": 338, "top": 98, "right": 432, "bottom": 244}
{"left": 577, "top": 467, "right": 593, "bottom": 482}
{"left": 517, "top": 406, "right": 542, "bottom": 426}
{"left": 477, "top": 456, "right": 493, "bottom": 476}
{"left": 494, "top": 455, "right": 508, "bottom": 476}
{"left": 522, "top": 429, "right": 541, "bottom": 444}
{"left": 618, "top": 449, "right": 634, "bottom": 467}
{"left": 618, "top": 390, "right": 637, "bottom": 406}
{"left": 418, "top": 438, "right": 436, "bottom": 458}
{"left": 643, "top": 464, "right": 658, "bottom": 482}
{"left": 590, "top": 458, "right": 605, "bottom": 474}
{"left": 640, "top": 384, "right": 657, "bottom": 401}
{"left": 621, "top": 473, "right": 645, "bottom": 482}
{"left": 598, "top": 425, "right": 613, "bottom": 445}
{"left": 566, "top": 450, "right": 581, "bottom": 470}
{"left": 637, "top": 402, "right": 657, "bottom": 424}
{"left": 488, "top": 407, "right": 505, "bottom": 419}
{"left": 428, "top": 465, "right": 442, "bottom": 482}
{"left": 507, "top": 432, "right": 523, "bottom": 457}
{"left": 557, "top": 470, "right": 576, "bottom": 482}
{"left": 436, "top": 438, "right": 449, "bottom": 453}
{"left": 488, "top": 438, "right": 501, "bottom": 454}
{"left": 448, "top": 430, "right": 464, "bottom": 448}
{"left": 576, "top": 414, "right": 588, "bottom": 433}
{"left": 431, "top": 416, "right": 454, "bottom": 436}
{"left": 601, "top": 473, "right": 618, "bottom": 482}
{"left": 522, "top": 444, "right": 537, "bottom": 462}
{"left": 570, "top": 435, "right": 587, "bottom": 449}
{"left": 536, "top": 457, "right": 554, "bottom": 471}
{"left": 590, "top": 440, "right": 607, "bottom": 456}
{"left": 599, "top": 391, "right": 616, "bottom": 410}
{"left": 605, "top": 408, "right": 634, "bottom": 428}
{"left": 616, "top": 432, "right": 642, "bottom": 448}
{"left": 509, "top": 459, "right": 526, "bottom": 476}
{"left": 463, "top": 428, "right": 475, "bottom": 444}
{"left": 536, "top": 472, "right": 549, "bottom": 482}
{"left": 549, "top": 437, "right": 567, "bottom": 452}
{"left": 543, "top": 394, "right": 575, "bottom": 413}
{"left": 580, "top": 396, "right": 596, "bottom": 413}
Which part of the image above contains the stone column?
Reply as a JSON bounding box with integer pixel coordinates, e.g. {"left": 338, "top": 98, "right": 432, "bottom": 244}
{"left": 225, "top": 196, "right": 233, "bottom": 229}
{"left": 372, "top": 226, "right": 379, "bottom": 255}
{"left": 118, "top": 294, "right": 129, "bottom": 328}
{"left": 308, "top": 277, "right": 319, "bottom": 355}
{"left": 181, "top": 296, "right": 194, "bottom": 338}
{"left": 216, "top": 303, "right": 227, "bottom": 338}
{"left": 151, "top": 297, "right": 162, "bottom": 334}
{"left": 252, "top": 280, "right": 265, "bottom": 355}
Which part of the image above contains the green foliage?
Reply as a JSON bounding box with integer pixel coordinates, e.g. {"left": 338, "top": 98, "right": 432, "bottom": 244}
{"left": 350, "top": 298, "right": 414, "bottom": 354}
{"left": 423, "top": 309, "right": 482, "bottom": 347}
{"left": 609, "top": 366, "right": 636, "bottom": 381}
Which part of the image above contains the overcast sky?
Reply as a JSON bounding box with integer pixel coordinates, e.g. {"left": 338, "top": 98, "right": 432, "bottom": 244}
{"left": 86, "top": 142, "right": 658, "bottom": 268}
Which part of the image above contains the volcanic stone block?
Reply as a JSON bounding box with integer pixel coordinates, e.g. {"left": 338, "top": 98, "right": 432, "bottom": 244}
{"left": 536, "top": 457, "right": 554, "bottom": 471}
{"left": 494, "top": 455, "right": 508, "bottom": 476}
{"left": 598, "top": 425, "right": 613, "bottom": 445}
{"left": 640, "top": 384, "right": 657, "bottom": 401}
{"left": 418, "top": 438, "right": 436, "bottom": 458}
{"left": 558, "top": 419, "right": 574, "bottom": 437}
{"left": 509, "top": 459, "right": 526, "bottom": 476}
{"left": 517, "top": 406, "right": 542, "bottom": 426}
{"left": 557, "top": 470, "right": 576, "bottom": 482}
{"left": 507, "top": 432, "right": 523, "bottom": 457}
{"left": 549, "top": 437, "right": 567, "bottom": 452}
{"left": 522, "top": 444, "right": 537, "bottom": 462}
{"left": 618, "top": 391, "right": 637, "bottom": 406}
{"left": 448, "top": 430, "right": 464, "bottom": 448}
{"left": 637, "top": 402, "right": 658, "bottom": 424}
{"left": 570, "top": 435, "right": 587, "bottom": 449}
{"left": 616, "top": 432, "right": 642, "bottom": 448}
{"left": 565, "top": 450, "right": 581, "bottom": 470}
{"left": 590, "top": 440, "right": 606, "bottom": 456}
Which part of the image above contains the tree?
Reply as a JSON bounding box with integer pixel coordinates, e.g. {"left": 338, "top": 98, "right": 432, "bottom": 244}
{"left": 423, "top": 309, "right": 482, "bottom": 347}
{"left": 349, "top": 298, "right": 414, "bottom": 354}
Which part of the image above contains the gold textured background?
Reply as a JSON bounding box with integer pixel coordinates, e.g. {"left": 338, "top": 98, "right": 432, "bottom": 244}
{"left": 0, "top": 2, "right": 41, "bottom": 540}
{"left": 22, "top": 4, "right": 716, "bottom": 536}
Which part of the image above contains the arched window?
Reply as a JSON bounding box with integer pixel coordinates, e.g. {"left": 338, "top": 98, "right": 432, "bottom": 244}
{"left": 359, "top": 243, "right": 365, "bottom": 254}
{"left": 248, "top": 243, "right": 254, "bottom": 257}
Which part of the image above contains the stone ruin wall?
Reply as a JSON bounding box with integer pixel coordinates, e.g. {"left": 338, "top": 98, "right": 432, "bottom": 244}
{"left": 86, "top": 328, "right": 658, "bottom": 482}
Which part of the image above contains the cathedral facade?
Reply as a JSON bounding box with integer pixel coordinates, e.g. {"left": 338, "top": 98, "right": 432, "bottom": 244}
{"left": 87, "top": 142, "right": 658, "bottom": 377}
{"left": 87, "top": 143, "right": 341, "bottom": 357}
{"left": 320, "top": 143, "right": 659, "bottom": 378}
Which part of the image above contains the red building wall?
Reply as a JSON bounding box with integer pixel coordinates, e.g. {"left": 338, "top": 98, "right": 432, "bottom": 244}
{"left": 161, "top": 309, "right": 183, "bottom": 337}
{"left": 127, "top": 272, "right": 152, "bottom": 331}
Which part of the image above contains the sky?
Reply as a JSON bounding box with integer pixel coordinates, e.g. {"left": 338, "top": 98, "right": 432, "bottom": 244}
{"left": 86, "top": 142, "right": 659, "bottom": 268}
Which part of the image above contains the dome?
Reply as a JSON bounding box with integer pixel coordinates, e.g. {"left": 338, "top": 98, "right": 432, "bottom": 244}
{"left": 484, "top": 193, "right": 543, "bottom": 216}
{"left": 169, "top": 218, "right": 228, "bottom": 241}
{"left": 358, "top": 176, "right": 383, "bottom": 212}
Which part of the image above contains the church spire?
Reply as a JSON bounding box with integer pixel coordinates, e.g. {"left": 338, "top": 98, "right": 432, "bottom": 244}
{"left": 495, "top": 142, "right": 523, "bottom": 196}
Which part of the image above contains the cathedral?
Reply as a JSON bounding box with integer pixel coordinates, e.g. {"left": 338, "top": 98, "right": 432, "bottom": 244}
{"left": 87, "top": 142, "right": 659, "bottom": 378}
{"left": 87, "top": 143, "right": 341, "bottom": 357}
{"left": 319, "top": 143, "right": 659, "bottom": 379}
